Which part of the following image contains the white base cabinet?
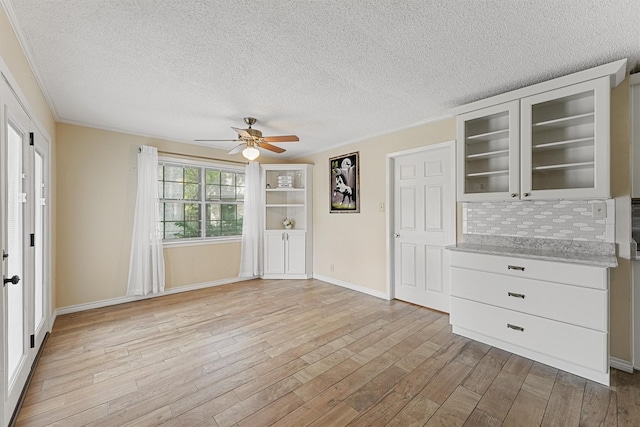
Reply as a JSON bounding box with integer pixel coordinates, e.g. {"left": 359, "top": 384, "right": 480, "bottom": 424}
{"left": 449, "top": 251, "right": 610, "bottom": 385}
{"left": 264, "top": 230, "right": 307, "bottom": 278}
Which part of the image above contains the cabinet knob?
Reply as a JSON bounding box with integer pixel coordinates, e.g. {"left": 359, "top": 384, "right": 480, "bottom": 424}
{"left": 507, "top": 323, "right": 525, "bottom": 332}
{"left": 523, "top": 192, "right": 530, "bottom": 197}
{"left": 510, "top": 193, "right": 517, "bottom": 198}
{"left": 508, "top": 291, "right": 526, "bottom": 299}
{"left": 507, "top": 265, "right": 525, "bottom": 272}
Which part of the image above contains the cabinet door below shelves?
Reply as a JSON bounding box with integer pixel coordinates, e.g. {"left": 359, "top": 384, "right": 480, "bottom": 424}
{"left": 264, "top": 232, "right": 286, "bottom": 275}
{"left": 286, "top": 232, "right": 306, "bottom": 275}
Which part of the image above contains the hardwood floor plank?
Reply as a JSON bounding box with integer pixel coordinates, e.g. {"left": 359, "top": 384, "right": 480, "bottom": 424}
{"left": 476, "top": 370, "right": 526, "bottom": 421}
{"left": 425, "top": 385, "right": 481, "bottom": 426}
{"left": 15, "top": 279, "right": 634, "bottom": 427}
{"left": 385, "top": 394, "right": 439, "bottom": 427}
{"left": 420, "top": 360, "right": 472, "bottom": 405}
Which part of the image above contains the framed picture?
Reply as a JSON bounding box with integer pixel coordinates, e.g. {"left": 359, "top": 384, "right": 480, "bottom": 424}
{"left": 330, "top": 152, "right": 359, "bottom": 213}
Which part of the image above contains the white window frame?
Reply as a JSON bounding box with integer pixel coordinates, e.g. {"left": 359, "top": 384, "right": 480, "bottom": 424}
{"left": 158, "top": 156, "right": 245, "bottom": 246}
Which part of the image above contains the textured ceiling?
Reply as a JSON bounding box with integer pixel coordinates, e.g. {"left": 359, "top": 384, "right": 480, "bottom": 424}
{"left": 4, "top": 0, "right": 640, "bottom": 159}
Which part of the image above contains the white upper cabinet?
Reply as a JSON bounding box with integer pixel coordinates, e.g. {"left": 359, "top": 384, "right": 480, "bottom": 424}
{"left": 521, "top": 77, "right": 610, "bottom": 200}
{"left": 454, "top": 59, "right": 626, "bottom": 201}
{"left": 457, "top": 100, "right": 520, "bottom": 201}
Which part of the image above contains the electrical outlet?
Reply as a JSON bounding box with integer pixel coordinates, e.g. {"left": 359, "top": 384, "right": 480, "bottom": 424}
{"left": 591, "top": 201, "right": 606, "bottom": 219}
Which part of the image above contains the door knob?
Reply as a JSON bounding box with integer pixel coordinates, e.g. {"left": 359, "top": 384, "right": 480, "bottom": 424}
{"left": 394, "top": 233, "right": 400, "bottom": 238}
{"left": 3, "top": 275, "right": 20, "bottom": 285}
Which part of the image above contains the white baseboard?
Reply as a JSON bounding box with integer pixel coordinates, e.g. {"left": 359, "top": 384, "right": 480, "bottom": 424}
{"left": 56, "top": 276, "right": 255, "bottom": 316}
{"left": 313, "top": 274, "right": 390, "bottom": 300}
{"left": 610, "top": 356, "right": 635, "bottom": 373}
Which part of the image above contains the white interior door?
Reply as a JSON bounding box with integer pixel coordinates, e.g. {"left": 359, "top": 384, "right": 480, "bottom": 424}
{"left": 1, "top": 78, "right": 50, "bottom": 426}
{"left": 391, "top": 141, "right": 456, "bottom": 312}
{"left": 1, "top": 84, "right": 31, "bottom": 425}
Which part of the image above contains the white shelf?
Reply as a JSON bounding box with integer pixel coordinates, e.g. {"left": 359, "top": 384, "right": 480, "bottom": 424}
{"left": 532, "top": 137, "right": 594, "bottom": 151}
{"left": 466, "top": 170, "right": 509, "bottom": 178}
{"left": 267, "top": 188, "right": 305, "bottom": 191}
{"left": 266, "top": 204, "right": 305, "bottom": 208}
{"left": 532, "top": 161, "right": 594, "bottom": 172}
{"left": 533, "top": 112, "right": 594, "bottom": 129}
{"left": 466, "top": 128, "right": 509, "bottom": 141}
{"left": 466, "top": 149, "right": 509, "bottom": 160}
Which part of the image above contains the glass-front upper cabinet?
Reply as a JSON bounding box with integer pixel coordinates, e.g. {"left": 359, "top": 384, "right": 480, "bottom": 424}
{"left": 520, "top": 76, "right": 610, "bottom": 200}
{"left": 456, "top": 100, "right": 520, "bottom": 201}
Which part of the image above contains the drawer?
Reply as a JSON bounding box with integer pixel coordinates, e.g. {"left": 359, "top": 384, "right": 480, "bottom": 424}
{"left": 451, "top": 297, "right": 608, "bottom": 373}
{"left": 450, "top": 251, "right": 608, "bottom": 290}
{"left": 451, "top": 267, "right": 608, "bottom": 331}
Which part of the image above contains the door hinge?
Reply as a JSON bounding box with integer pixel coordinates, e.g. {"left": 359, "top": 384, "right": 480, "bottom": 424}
{"left": 30, "top": 233, "right": 35, "bottom": 247}
{"left": 30, "top": 334, "right": 35, "bottom": 348}
{"left": 29, "top": 132, "right": 34, "bottom": 146}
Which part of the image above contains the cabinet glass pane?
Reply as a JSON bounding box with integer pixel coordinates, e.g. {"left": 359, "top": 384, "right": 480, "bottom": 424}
{"left": 463, "top": 111, "right": 510, "bottom": 194}
{"left": 530, "top": 90, "right": 595, "bottom": 191}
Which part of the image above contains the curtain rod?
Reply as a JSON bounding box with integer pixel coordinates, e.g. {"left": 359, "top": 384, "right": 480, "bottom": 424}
{"left": 139, "top": 147, "right": 247, "bottom": 165}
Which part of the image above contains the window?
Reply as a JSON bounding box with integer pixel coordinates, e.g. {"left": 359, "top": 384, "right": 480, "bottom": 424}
{"left": 158, "top": 160, "right": 245, "bottom": 241}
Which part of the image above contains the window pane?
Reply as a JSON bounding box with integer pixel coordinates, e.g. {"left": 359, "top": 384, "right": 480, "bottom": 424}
{"left": 181, "top": 221, "right": 201, "bottom": 238}
{"left": 184, "top": 203, "right": 200, "bottom": 221}
{"left": 236, "top": 186, "right": 245, "bottom": 200}
{"left": 164, "top": 202, "right": 183, "bottom": 221}
{"left": 221, "top": 204, "right": 237, "bottom": 221}
{"left": 206, "top": 204, "right": 220, "bottom": 221}
{"left": 184, "top": 167, "right": 200, "bottom": 183}
{"left": 221, "top": 171, "right": 235, "bottom": 186}
{"left": 184, "top": 183, "right": 200, "bottom": 200}
{"left": 158, "top": 164, "right": 164, "bottom": 180}
{"left": 206, "top": 221, "right": 221, "bottom": 237}
{"left": 164, "top": 221, "right": 182, "bottom": 240}
{"left": 206, "top": 169, "right": 220, "bottom": 185}
{"left": 157, "top": 182, "right": 164, "bottom": 199}
{"left": 206, "top": 184, "right": 220, "bottom": 201}
{"left": 237, "top": 204, "right": 244, "bottom": 220}
{"left": 221, "top": 185, "right": 235, "bottom": 200}
{"left": 236, "top": 172, "right": 245, "bottom": 187}
{"left": 164, "top": 182, "right": 183, "bottom": 199}
{"left": 165, "top": 165, "right": 183, "bottom": 182}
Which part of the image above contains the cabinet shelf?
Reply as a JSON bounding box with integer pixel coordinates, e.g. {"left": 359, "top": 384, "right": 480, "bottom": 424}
{"left": 266, "top": 203, "right": 305, "bottom": 208}
{"left": 533, "top": 112, "right": 594, "bottom": 130}
{"left": 532, "top": 161, "right": 594, "bottom": 172}
{"left": 532, "top": 137, "right": 594, "bottom": 151}
{"left": 466, "top": 149, "right": 509, "bottom": 160}
{"left": 466, "top": 128, "right": 509, "bottom": 141}
{"left": 466, "top": 170, "right": 509, "bottom": 178}
{"left": 266, "top": 188, "right": 305, "bottom": 192}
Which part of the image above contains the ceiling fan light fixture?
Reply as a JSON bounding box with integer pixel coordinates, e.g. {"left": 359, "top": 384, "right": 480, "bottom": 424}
{"left": 242, "top": 145, "right": 260, "bottom": 160}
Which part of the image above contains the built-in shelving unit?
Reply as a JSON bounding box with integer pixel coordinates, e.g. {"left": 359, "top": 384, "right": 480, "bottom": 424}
{"left": 261, "top": 164, "right": 313, "bottom": 279}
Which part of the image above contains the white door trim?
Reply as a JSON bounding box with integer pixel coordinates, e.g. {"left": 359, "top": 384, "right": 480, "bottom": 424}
{"left": 386, "top": 140, "right": 456, "bottom": 300}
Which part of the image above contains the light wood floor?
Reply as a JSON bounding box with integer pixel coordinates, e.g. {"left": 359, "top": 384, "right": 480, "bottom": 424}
{"left": 15, "top": 278, "right": 640, "bottom": 426}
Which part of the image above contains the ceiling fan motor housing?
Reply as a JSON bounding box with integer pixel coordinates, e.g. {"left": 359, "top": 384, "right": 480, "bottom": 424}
{"left": 246, "top": 128, "right": 263, "bottom": 139}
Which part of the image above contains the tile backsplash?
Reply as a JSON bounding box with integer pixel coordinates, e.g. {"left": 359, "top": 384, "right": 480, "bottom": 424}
{"left": 463, "top": 200, "right": 615, "bottom": 243}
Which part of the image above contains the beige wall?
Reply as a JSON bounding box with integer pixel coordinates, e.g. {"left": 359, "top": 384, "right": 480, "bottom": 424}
{"left": 0, "top": 5, "right": 57, "bottom": 310}
{"left": 55, "top": 123, "right": 252, "bottom": 307}
{"left": 297, "top": 118, "right": 456, "bottom": 294}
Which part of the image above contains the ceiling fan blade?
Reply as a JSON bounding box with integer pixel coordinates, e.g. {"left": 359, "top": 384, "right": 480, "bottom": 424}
{"left": 262, "top": 135, "right": 299, "bottom": 143}
{"left": 231, "top": 127, "right": 252, "bottom": 139}
{"left": 228, "top": 143, "right": 247, "bottom": 155}
{"left": 259, "top": 142, "right": 286, "bottom": 154}
{"left": 195, "top": 139, "right": 241, "bottom": 142}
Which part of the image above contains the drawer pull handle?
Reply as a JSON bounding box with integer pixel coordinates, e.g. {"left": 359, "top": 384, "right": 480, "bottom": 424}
{"left": 507, "top": 323, "right": 525, "bottom": 332}
{"left": 507, "top": 265, "right": 525, "bottom": 272}
{"left": 508, "top": 292, "right": 525, "bottom": 299}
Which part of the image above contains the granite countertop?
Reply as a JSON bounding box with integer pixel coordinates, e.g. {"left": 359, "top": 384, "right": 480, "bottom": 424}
{"left": 447, "top": 235, "right": 618, "bottom": 268}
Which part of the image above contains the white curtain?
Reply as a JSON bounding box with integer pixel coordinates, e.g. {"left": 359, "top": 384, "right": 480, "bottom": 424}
{"left": 239, "top": 161, "right": 263, "bottom": 277}
{"left": 127, "top": 145, "right": 165, "bottom": 295}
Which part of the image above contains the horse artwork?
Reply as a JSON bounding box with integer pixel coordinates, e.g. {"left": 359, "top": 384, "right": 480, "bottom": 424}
{"left": 330, "top": 152, "right": 359, "bottom": 213}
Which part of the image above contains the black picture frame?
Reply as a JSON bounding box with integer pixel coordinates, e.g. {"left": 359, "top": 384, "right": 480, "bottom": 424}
{"left": 330, "top": 152, "right": 359, "bottom": 213}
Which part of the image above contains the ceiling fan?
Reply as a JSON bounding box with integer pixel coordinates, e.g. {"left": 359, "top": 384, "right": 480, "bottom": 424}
{"left": 195, "top": 117, "right": 299, "bottom": 160}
